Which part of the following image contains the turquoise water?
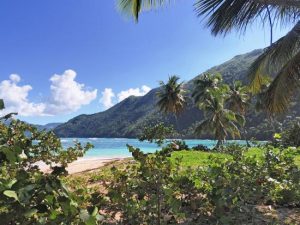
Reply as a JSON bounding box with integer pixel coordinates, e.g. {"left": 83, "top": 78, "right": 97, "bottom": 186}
{"left": 61, "top": 138, "right": 248, "bottom": 158}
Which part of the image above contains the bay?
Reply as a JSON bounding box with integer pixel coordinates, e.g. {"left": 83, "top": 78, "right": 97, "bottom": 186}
{"left": 60, "top": 138, "right": 249, "bottom": 158}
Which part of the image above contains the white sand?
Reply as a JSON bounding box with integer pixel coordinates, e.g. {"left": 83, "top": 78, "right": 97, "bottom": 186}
{"left": 37, "top": 157, "right": 126, "bottom": 174}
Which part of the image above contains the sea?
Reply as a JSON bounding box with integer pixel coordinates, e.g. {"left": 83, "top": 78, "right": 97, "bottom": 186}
{"left": 60, "top": 138, "right": 249, "bottom": 158}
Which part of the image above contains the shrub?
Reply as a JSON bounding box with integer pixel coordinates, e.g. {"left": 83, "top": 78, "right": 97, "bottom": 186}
{"left": 99, "top": 144, "right": 300, "bottom": 224}
{"left": 192, "top": 144, "right": 210, "bottom": 152}
{"left": 103, "top": 145, "right": 203, "bottom": 224}
{"left": 196, "top": 145, "right": 300, "bottom": 222}
{"left": 168, "top": 140, "right": 189, "bottom": 151}
{"left": 281, "top": 119, "right": 300, "bottom": 147}
{"left": 138, "top": 122, "right": 175, "bottom": 146}
{"left": 0, "top": 116, "right": 100, "bottom": 224}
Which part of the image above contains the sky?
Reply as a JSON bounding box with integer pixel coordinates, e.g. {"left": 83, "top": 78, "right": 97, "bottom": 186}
{"left": 0, "top": 0, "right": 293, "bottom": 125}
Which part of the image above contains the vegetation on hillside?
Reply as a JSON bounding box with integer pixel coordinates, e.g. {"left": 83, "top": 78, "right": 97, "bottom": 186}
{"left": 54, "top": 50, "right": 300, "bottom": 140}
{"left": 118, "top": 0, "right": 300, "bottom": 115}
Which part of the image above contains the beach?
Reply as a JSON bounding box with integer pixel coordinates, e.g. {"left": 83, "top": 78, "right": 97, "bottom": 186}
{"left": 38, "top": 157, "right": 126, "bottom": 174}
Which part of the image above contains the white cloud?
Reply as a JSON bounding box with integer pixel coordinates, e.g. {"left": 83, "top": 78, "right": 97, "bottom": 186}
{"left": 0, "top": 74, "right": 46, "bottom": 116}
{"left": 0, "top": 70, "right": 97, "bottom": 117}
{"left": 10, "top": 74, "right": 21, "bottom": 83}
{"left": 45, "top": 70, "right": 97, "bottom": 115}
{"left": 99, "top": 88, "right": 115, "bottom": 109}
{"left": 117, "top": 85, "right": 151, "bottom": 102}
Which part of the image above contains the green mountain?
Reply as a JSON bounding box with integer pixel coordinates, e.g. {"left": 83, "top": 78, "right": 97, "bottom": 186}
{"left": 34, "top": 123, "right": 62, "bottom": 131}
{"left": 54, "top": 49, "right": 300, "bottom": 140}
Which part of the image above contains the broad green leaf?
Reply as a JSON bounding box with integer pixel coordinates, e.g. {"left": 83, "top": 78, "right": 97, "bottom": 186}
{"left": 85, "top": 217, "right": 97, "bottom": 225}
{"left": 24, "top": 209, "right": 38, "bottom": 218}
{"left": 2, "top": 147, "right": 17, "bottom": 163}
{"left": 91, "top": 206, "right": 98, "bottom": 217}
{"left": 4, "top": 190, "right": 18, "bottom": 201}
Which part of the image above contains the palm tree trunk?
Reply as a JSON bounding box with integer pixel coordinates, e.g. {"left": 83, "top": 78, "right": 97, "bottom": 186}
{"left": 215, "top": 140, "right": 223, "bottom": 149}
{"left": 243, "top": 127, "right": 251, "bottom": 147}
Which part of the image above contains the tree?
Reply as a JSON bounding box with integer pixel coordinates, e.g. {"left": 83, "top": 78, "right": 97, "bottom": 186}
{"left": 117, "top": 0, "right": 300, "bottom": 115}
{"left": 226, "top": 81, "right": 251, "bottom": 146}
{"left": 195, "top": 89, "right": 244, "bottom": 148}
{"left": 157, "top": 75, "right": 186, "bottom": 115}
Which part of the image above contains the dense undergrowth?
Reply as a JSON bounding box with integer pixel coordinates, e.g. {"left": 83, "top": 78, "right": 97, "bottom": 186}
{"left": 1, "top": 103, "right": 300, "bottom": 224}
{"left": 66, "top": 144, "right": 300, "bottom": 224}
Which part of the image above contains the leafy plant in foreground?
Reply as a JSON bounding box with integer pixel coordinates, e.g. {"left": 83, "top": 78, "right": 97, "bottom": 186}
{"left": 0, "top": 101, "right": 100, "bottom": 224}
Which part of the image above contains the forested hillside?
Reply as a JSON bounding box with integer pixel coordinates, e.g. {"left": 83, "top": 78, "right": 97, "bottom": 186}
{"left": 54, "top": 49, "right": 300, "bottom": 140}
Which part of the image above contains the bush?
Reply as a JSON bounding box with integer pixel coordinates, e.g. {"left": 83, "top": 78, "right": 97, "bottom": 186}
{"left": 104, "top": 145, "right": 201, "bottom": 224}
{"left": 216, "top": 143, "right": 248, "bottom": 155}
{"left": 192, "top": 144, "right": 210, "bottom": 152}
{"left": 281, "top": 119, "right": 300, "bottom": 147}
{"left": 0, "top": 118, "right": 100, "bottom": 224}
{"left": 168, "top": 140, "right": 189, "bottom": 151}
{"left": 196, "top": 145, "right": 300, "bottom": 222}
{"left": 98, "top": 144, "right": 300, "bottom": 224}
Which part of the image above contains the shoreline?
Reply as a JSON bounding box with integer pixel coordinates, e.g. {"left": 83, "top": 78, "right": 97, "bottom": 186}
{"left": 38, "top": 156, "right": 129, "bottom": 174}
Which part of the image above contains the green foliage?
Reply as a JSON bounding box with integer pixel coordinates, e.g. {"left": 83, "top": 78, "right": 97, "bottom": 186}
{"left": 157, "top": 75, "right": 186, "bottom": 115}
{"left": 281, "top": 119, "right": 300, "bottom": 147}
{"left": 90, "top": 141, "right": 300, "bottom": 224}
{"left": 103, "top": 144, "right": 202, "bottom": 224}
{"left": 138, "top": 122, "right": 175, "bottom": 146}
{"left": 54, "top": 50, "right": 300, "bottom": 141}
{"left": 192, "top": 144, "right": 210, "bottom": 152}
{"left": 196, "top": 146, "right": 300, "bottom": 223}
{"left": 193, "top": 74, "right": 245, "bottom": 147}
{"left": 168, "top": 140, "right": 189, "bottom": 151}
{"left": 0, "top": 115, "right": 100, "bottom": 224}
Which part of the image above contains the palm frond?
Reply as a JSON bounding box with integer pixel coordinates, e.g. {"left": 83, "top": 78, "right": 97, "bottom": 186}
{"left": 263, "top": 50, "right": 300, "bottom": 114}
{"left": 117, "top": 0, "right": 170, "bottom": 21}
{"left": 156, "top": 75, "right": 186, "bottom": 115}
{"left": 248, "top": 21, "right": 300, "bottom": 93}
{"left": 195, "top": 119, "right": 212, "bottom": 134}
{"left": 194, "top": 0, "right": 300, "bottom": 36}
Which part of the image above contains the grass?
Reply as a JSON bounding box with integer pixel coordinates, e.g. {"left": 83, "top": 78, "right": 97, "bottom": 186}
{"left": 170, "top": 150, "right": 228, "bottom": 168}
{"left": 171, "top": 147, "right": 300, "bottom": 168}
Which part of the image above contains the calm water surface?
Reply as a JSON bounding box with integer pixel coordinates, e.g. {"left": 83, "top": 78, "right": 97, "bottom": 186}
{"left": 61, "top": 138, "right": 248, "bottom": 158}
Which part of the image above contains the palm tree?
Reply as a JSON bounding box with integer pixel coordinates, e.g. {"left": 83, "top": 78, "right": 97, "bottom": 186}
{"left": 117, "top": 0, "right": 300, "bottom": 115}
{"left": 226, "top": 81, "right": 251, "bottom": 146}
{"left": 227, "top": 81, "right": 249, "bottom": 115}
{"left": 196, "top": 93, "right": 244, "bottom": 148}
{"left": 191, "top": 73, "right": 222, "bottom": 106}
{"left": 157, "top": 75, "right": 186, "bottom": 115}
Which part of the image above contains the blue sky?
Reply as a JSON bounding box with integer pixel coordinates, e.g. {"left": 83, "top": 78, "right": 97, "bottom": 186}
{"left": 0, "top": 0, "right": 292, "bottom": 124}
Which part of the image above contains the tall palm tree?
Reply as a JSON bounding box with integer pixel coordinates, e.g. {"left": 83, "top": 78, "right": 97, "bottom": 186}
{"left": 226, "top": 81, "right": 251, "bottom": 146}
{"left": 196, "top": 93, "right": 244, "bottom": 148}
{"left": 157, "top": 75, "right": 186, "bottom": 115}
{"left": 117, "top": 0, "right": 300, "bottom": 115}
